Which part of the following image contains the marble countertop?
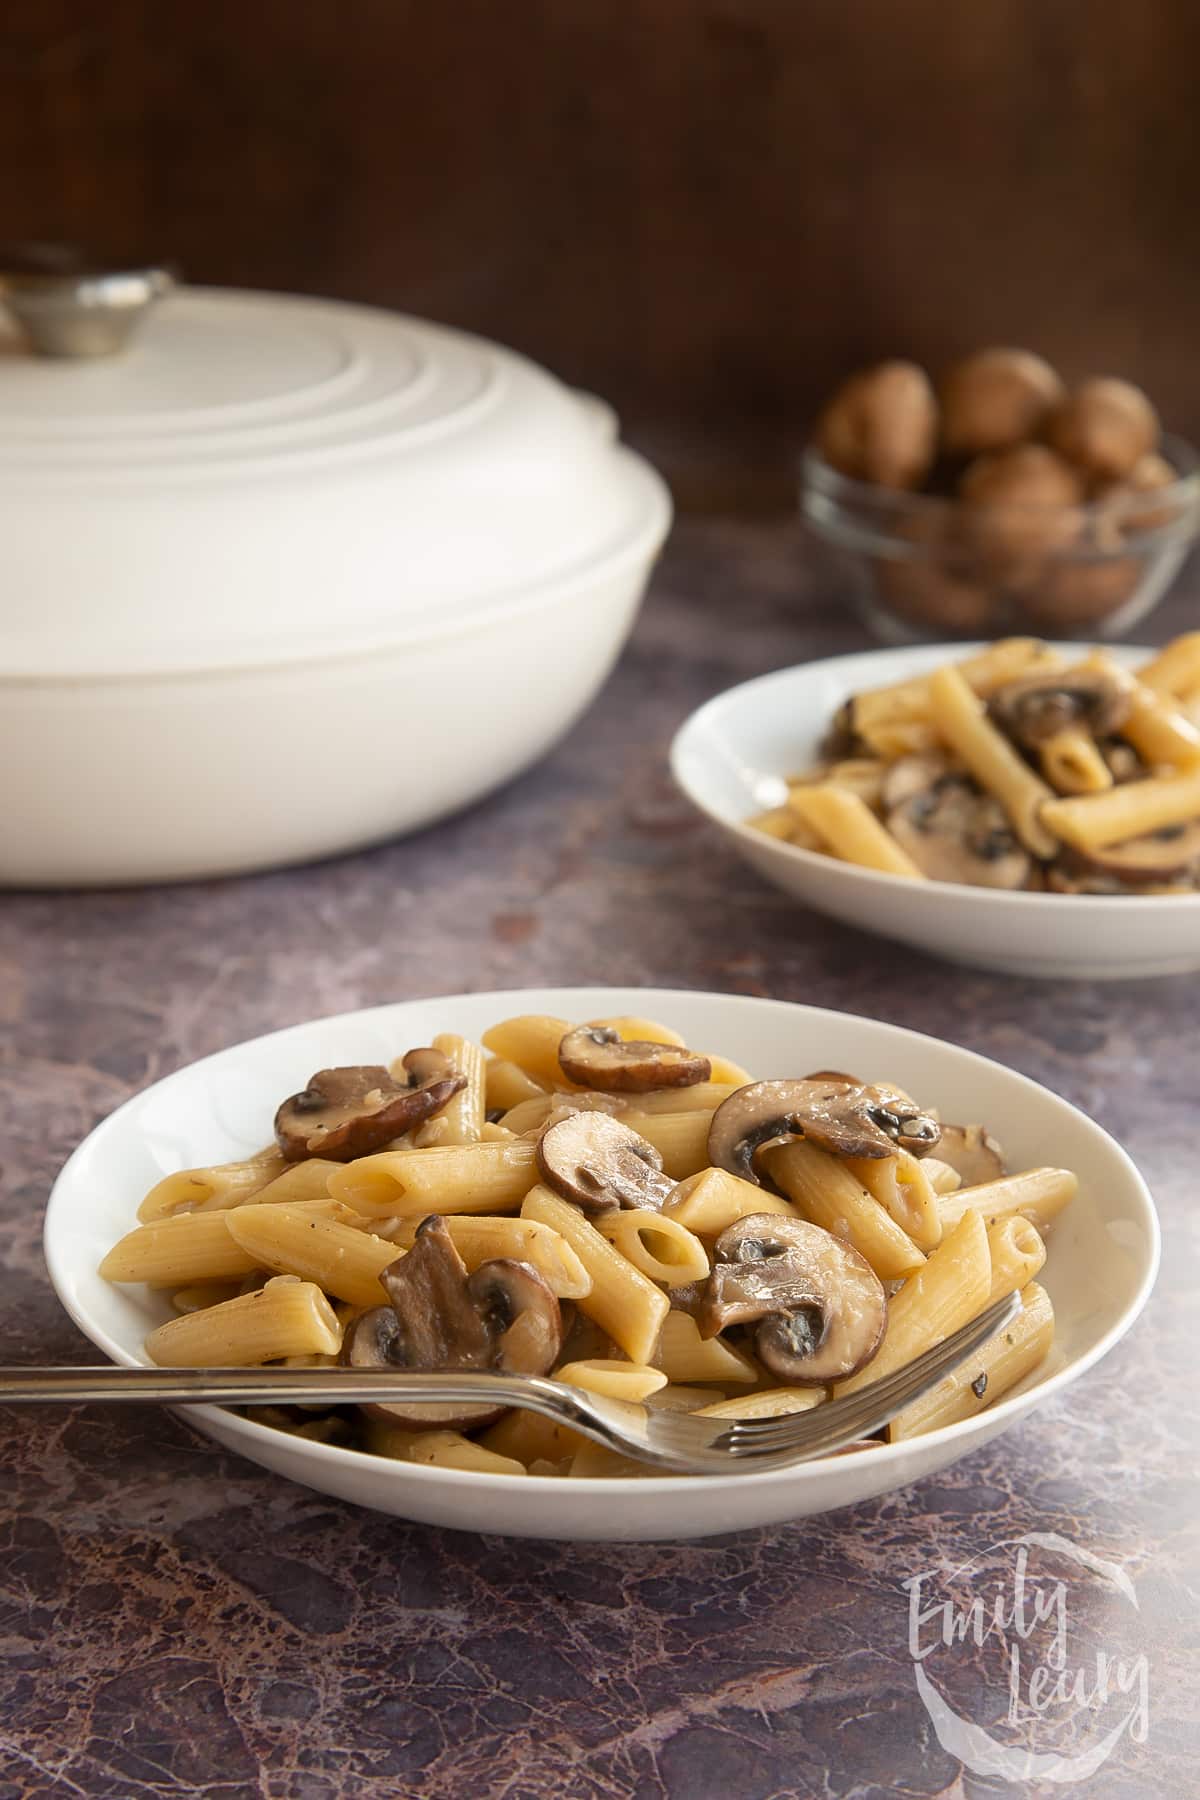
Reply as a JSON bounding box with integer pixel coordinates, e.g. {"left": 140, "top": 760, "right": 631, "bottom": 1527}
{"left": 2, "top": 521, "right": 1196, "bottom": 1799}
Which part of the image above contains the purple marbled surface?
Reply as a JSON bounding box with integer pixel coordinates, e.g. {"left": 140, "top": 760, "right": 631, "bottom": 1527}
{"left": 1, "top": 520, "right": 1197, "bottom": 1799}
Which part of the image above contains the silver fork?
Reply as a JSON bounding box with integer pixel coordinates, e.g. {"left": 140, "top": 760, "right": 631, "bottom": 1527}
{"left": 0, "top": 1292, "right": 1021, "bottom": 1474}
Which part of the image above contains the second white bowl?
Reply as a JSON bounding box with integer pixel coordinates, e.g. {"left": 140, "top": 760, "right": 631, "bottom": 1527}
{"left": 670, "top": 643, "right": 1200, "bottom": 979}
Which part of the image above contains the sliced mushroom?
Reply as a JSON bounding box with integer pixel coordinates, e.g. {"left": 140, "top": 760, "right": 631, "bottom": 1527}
{"left": 1047, "top": 827, "right": 1200, "bottom": 894}
{"left": 987, "top": 669, "right": 1131, "bottom": 749}
{"left": 275, "top": 1050, "right": 467, "bottom": 1163}
{"left": 880, "top": 752, "right": 955, "bottom": 812}
{"left": 696, "top": 1214, "right": 887, "bottom": 1383}
{"left": 886, "top": 774, "right": 1032, "bottom": 889}
{"left": 708, "top": 1077, "right": 940, "bottom": 1182}
{"left": 537, "top": 1110, "right": 675, "bottom": 1213}
{"left": 340, "top": 1215, "right": 562, "bottom": 1428}
{"left": 934, "top": 1123, "right": 1007, "bottom": 1186}
{"left": 557, "top": 1026, "right": 711, "bottom": 1092}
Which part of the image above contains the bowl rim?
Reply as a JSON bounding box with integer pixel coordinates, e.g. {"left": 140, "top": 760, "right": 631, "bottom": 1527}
{"left": 43, "top": 985, "right": 1162, "bottom": 1499}
{"left": 670, "top": 640, "right": 1200, "bottom": 913}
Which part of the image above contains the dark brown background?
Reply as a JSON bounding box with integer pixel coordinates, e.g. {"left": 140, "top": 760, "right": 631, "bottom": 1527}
{"left": 3, "top": 0, "right": 1198, "bottom": 504}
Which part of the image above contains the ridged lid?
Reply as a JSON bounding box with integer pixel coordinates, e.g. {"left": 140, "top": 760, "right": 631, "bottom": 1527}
{"left": 0, "top": 286, "right": 669, "bottom": 674}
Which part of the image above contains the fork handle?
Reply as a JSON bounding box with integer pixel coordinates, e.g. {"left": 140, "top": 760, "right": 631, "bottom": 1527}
{"left": 0, "top": 1365, "right": 583, "bottom": 1418}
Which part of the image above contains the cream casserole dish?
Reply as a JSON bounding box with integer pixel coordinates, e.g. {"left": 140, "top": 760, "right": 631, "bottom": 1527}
{"left": 0, "top": 282, "right": 670, "bottom": 885}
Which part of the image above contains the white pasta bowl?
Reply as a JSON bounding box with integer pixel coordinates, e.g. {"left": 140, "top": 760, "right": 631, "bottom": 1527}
{"left": 670, "top": 642, "right": 1200, "bottom": 979}
{"left": 43, "top": 987, "right": 1158, "bottom": 1542}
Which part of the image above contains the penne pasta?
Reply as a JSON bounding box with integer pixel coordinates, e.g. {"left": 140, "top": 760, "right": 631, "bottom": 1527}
{"left": 921, "top": 1158, "right": 964, "bottom": 1195}
{"left": 850, "top": 639, "right": 1061, "bottom": 734}
{"left": 692, "top": 1387, "right": 825, "bottom": 1420}
{"left": 483, "top": 1058, "right": 548, "bottom": 1111}
{"left": 622, "top": 1082, "right": 738, "bottom": 1116}
{"left": 926, "top": 665, "right": 1058, "bottom": 857}
{"left": 478, "top": 1408, "right": 585, "bottom": 1467}
{"left": 328, "top": 1139, "right": 539, "bottom": 1216}
{"left": 749, "top": 632, "right": 1200, "bottom": 900}
{"left": 170, "top": 1282, "right": 241, "bottom": 1314}
{"left": 888, "top": 1281, "right": 1054, "bottom": 1440}
{"left": 145, "top": 1276, "right": 342, "bottom": 1366}
{"left": 750, "top": 802, "right": 814, "bottom": 842}
{"left": 1038, "top": 725, "right": 1113, "bottom": 795}
{"left": 593, "top": 1209, "right": 710, "bottom": 1287}
{"left": 245, "top": 1159, "right": 340, "bottom": 1208}
{"left": 704, "top": 1053, "right": 756, "bottom": 1086}
{"left": 137, "top": 1147, "right": 287, "bottom": 1222}
{"left": 760, "top": 1139, "right": 926, "bottom": 1281}
{"left": 1041, "top": 765, "right": 1200, "bottom": 851}
{"left": 366, "top": 1420, "right": 527, "bottom": 1476}
{"left": 834, "top": 1209, "right": 991, "bottom": 1399}
{"left": 555, "top": 1360, "right": 668, "bottom": 1402}
{"left": 223, "top": 1203, "right": 402, "bottom": 1309}
{"left": 665, "top": 1165, "right": 798, "bottom": 1235}
{"left": 566, "top": 1442, "right": 650, "bottom": 1479}
{"left": 937, "top": 1166, "right": 1077, "bottom": 1234}
{"left": 497, "top": 1094, "right": 556, "bottom": 1135}
{"left": 619, "top": 1109, "right": 712, "bottom": 1180}
{"left": 787, "top": 784, "right": 926, "bottom": 879}
{"left": 428, "top": 1034, "right": 487, "bottom": 1145}
{"left": 1137, "top": 632, "right": 1200, "bottom": 697}
{"left": 843, "top": 1150, "right": 942, "bottom": 1253}
{"left": 985, "top": 1215, "right": 1046, "bottom": 1301}
{"left": 649, "top": 1311, "right": 757, "bottom": 1384}
{"left": 101, "top": 1210, "right": 259, "bottom": 1287}
{"left": 520, "top": 1185, "right": 670, "bottom": 1365}
{"left": 1083, "top": 650, "right": 1200, "bottom": 769}
{"left": 481, "top": 1015, "right": 577, "bottom": 1088}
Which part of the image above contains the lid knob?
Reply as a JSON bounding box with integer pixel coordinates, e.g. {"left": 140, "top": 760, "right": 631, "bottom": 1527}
{"left": 0, "top": 244, "right": 176, "bottom": 357}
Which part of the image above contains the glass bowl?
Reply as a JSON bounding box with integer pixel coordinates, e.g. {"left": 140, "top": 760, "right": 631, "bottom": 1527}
{"left": 801, "top": 433, "right": 1200, "bottom": 642}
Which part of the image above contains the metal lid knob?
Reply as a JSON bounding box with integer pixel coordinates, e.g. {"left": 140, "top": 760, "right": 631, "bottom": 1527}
{"left": 0, "top": 245, "right": 176, "bottom": 357}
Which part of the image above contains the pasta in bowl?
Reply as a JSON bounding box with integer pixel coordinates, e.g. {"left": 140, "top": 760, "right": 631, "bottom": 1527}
{"left": 44, "top": 988, "right": 1157, "bottom": 1540}
{"left": 670, "top": 639, "right": 1200, "bottom": 977}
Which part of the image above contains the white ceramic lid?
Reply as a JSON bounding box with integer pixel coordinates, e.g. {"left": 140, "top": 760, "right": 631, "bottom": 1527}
{"left": 0, "top": 286, "right": 670, "bottom": 675}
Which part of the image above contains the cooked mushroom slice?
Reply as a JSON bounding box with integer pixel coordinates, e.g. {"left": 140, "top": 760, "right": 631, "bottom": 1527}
{"left": 708, "top": 1077, "right": 940, "bottom": 1182}
{"left": 537, "top": 1110, "right": 676, "bottom": 1213}
{"left": 697, "top": 1214, "right": 886, "bottom": 1384}
{"left": 275, "top": 1050, "right": 467, "bottom": 1163}
{"left": 880, "top": 752, "right": 955, "bottom": 812}
{"left": 934, "top": 1123, "right": 1007, "bottom": 1186}
{"left": 987, "top": 669, "right": 1131, "bottom": 749}
{"left": 886, "top": 774, "right": 1032, "bottom": 889}
{"left": 340, "top": 1215, "right": 562, "bottom": 1429}
{"left": 557, "top": 1026, "right": 711, "bottom": 1093}
{"left": 1047, "top": 823, "right": 1200, "bottom": 894}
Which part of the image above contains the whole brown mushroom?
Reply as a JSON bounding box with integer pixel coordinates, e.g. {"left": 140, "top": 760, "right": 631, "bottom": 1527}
{"left": 1092, "top": 451, "right": 1180, "bottom": 537}
{"left": 876, "top": 509, "right": 995, "bottom": 635}
{"left": 1045, "top": 377, "right": 1159, "bottom": 481}
{"left": 959, "top": 445, "right": 1084, "bottom": 581}
{"left": 815, "top": 360, "right": 939, "bottom": 491}
{"left": 1020, "top": 557, "right": 1143, "bottom": 632}
{"left": 940, "top": 348, "right": 1065, "bottom": 457}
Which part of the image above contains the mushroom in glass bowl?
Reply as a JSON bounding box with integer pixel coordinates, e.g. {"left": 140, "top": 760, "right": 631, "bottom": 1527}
{"left": 801, "top": 349, "right": 1200, "bottom": 642}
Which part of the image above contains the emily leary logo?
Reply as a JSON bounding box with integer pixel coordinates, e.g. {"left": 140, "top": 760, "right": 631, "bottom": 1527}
{"left": 902, "top": 1531, "right": 1150, "bottom": 1784}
